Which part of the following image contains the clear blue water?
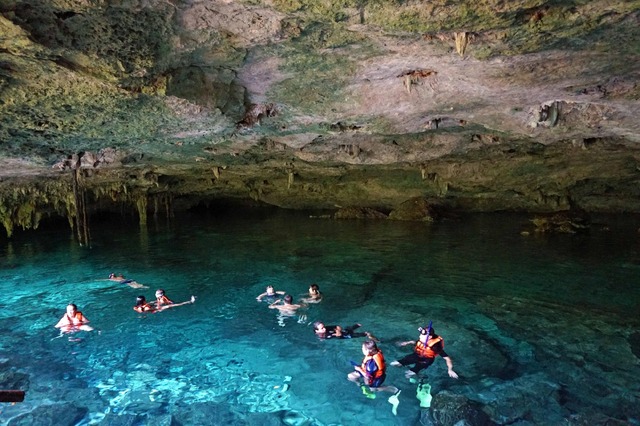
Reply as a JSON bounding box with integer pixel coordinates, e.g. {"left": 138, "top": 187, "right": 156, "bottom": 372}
{"left": 1, "top": 209, "right": 639, "bottom": 425}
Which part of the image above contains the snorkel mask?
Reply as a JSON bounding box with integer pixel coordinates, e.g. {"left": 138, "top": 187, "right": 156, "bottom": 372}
{"left": 418, "top": 320, "right": 433, "bottom": 337}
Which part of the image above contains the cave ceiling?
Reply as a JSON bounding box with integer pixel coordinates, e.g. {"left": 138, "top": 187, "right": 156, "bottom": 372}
{"left": 1, "top": 0, "right": 640, "bottom": 229}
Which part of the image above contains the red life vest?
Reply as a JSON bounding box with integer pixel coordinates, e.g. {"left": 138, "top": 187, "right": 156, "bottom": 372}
{"left": 361, "top": 351, "right": 386, "bottom": 379}
{"left": 414, "top": 336, "right": 443, "bottom": 358}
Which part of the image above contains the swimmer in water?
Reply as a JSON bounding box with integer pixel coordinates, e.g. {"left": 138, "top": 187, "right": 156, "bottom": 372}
{"left": 256, "top": 285, "right": 286, "bottom": 302}
{"left": 108, "top": 273, "right": 147, "bottom": 289}
{"left": 134, "top": 294, "right": 196, "bottom": 313}
{"left": 301, "top": 283, "right": 323, "bottom": 304}
{"left": 55, "top": 303, "right": 94, "bottom": 333}
{"left": 313, "top": 321, "right": 378, "bottom": 341}
{"left": 269, "top": 294, "right": 304, "bottom": 315}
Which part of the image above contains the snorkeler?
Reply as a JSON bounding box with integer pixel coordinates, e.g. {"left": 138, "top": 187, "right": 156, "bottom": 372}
{"left": 348, "top": 340, "right": 399, "bottom": 400}
{"left": 313, "top": 321, "right": 378, "bottom": 341}
{"left": 256, "top": 285, "right": 286, "bottom": 302}
{"left": 301, "top": 283, "right": 323, "bottom": 304}
{"left": 390, "top": 322, "right": 459, "bottom": 380}
{"left": 108, "top": 273, "right": 147, "bottom": 289}
{"left": 55, "top": 303, "right": 94, "bottom": 333}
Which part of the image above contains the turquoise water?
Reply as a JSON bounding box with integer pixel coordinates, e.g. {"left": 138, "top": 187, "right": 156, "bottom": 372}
{"left": 1, "top": 209, "right": 639, "bottom": 425}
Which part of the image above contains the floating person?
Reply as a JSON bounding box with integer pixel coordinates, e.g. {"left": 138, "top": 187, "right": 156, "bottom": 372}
{"left": 154, "top": 289, "right": 196, "bottom": 309}
{"left": 301, "top": 283, "right": 323, "bottom": 304}
{"left": 256, "top": 285, "right": 286, "bottom": 302}
{"left": 348, "top": 340, "right": 400, "bottom": 413}
{"left": 313, "top": 321, "right": 378, "bottom": 341}
{"left": 390, "top": 321, "right": 459, "bottom": 380}
{"left": 55, "top": 303, "right": 94, "bottom": 333}
{"left": 108, "top": 273, "right": 147, "bottom": 289}
{"left": 134, "top": 294, "right": 196, "bottom": 313}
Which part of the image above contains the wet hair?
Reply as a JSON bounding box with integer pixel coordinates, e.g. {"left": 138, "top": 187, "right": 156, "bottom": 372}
{"left": 155, "top": 289, "right": 165, "bottom": 296}
{"left": 67, "top": 303, "right": 77, "bottom": 310}
{"left": 109, "top": 273, "right": 115, "bottom": 278}
{"left": 313, "top": 321, "right": 324, "bottom": 331}
{"left": 136, "top": 296, "right": 147, "bottom": 306}
{"left": 363, "top": 340, "right": 379, "bottom": 355}
{"left": 310, "top": 284, "right": 320, "bottom": 293}
{"left": 284, "top": 294, "right": 293, "bottom": 304}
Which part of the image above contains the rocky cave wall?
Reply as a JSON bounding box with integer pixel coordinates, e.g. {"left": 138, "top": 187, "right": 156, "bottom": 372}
{"left": 1, "top": 0, "right": 640, "bottom": 238}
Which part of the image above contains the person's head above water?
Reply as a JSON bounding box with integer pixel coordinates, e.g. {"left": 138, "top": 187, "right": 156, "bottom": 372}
{"left": 362, "top": 339, "right": 379, "bottom": 356}
{"left": 66, "top": 304, "right": 78, "bottom": 316}
{"left": 313, "top": 321, "right": 326, "bottom": 333}
{"left": 155, "top": 289, "right": 166, "bottom": 298}
{"left": 309, "top": 284, "right": 320, "bottom": 294}
{"left": 418, "top": 322, "right": 436, "bottom": 342}
{"left": 265, "top": 285, "right": 275, "bottom": 295}
{"left": 136, "top": 296, "right": 147, "bottom": 306}
{"left": 283, "top": 294, "right": 293, "bottom": 304}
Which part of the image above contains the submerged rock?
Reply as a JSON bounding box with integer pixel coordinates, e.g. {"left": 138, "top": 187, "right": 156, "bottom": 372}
{"left": 427, "top": 391, "right": 490, "bottom": 426}
{"left": 8, "top": 403, "right": 87, "bottom": 426}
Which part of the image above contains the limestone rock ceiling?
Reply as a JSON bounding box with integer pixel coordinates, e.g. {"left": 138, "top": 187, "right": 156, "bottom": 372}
{"left": 1, "top": 0, "right": 640, "bottom": 224}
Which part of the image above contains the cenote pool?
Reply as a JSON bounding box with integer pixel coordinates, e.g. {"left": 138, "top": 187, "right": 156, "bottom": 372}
{"left": 1, "top": 209, "right": 639, "bottom": 425}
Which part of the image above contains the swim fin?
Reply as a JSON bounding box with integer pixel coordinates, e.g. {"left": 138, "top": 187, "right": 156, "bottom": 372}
{"left": 416, "top": 383, "right": 432, "bottom": 408}
{"left": 361, "top": 385, "right": 376, "bottom": 399}
{"left": 388, "top": 390, "right": 401, "bottom": 415}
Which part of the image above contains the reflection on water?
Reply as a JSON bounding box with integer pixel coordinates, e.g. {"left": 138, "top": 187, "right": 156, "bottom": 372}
{"left": 1, "top": 210, "right": 639, "bottom": 425}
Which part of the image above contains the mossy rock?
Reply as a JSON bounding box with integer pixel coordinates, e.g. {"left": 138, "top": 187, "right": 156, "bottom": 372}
{"left": 333, "top": 206, "right": 387, "bottom": 219}
{"left": 388, "top": 197, "right": 437, "bottom": 222}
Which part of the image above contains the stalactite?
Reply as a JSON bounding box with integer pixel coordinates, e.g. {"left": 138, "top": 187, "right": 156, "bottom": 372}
{"left": 81, "top": 187, "right": 90, "bottom": 245}
{"left": 72, "top": 166, "right": 91, "bottom": 247}
{"left": 165, "top": 194, "right": 174, "bottom": 220}
{"left": 288, "top": 172, "right": 294, "bottom": 189}
{"left": 455, "top": 32, "right": 469, "bottom": 57}
{"left": 0, "top": 207, "right": 14, "bottom": 238}
{"left": 136, "top": 195, "right": 148, "bottom": 226}
{"left": 153, "top": 196, "right": 160, "bottom": 220}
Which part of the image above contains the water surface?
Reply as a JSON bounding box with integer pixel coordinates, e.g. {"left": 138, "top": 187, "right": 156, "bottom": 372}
{"left": 1, "top": 210, "right": 639, "bottom": 425}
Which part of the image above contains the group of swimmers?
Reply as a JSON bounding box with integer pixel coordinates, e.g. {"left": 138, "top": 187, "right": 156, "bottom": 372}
{"left": 54, "top": 274, "right": 196, "bottom": 334}
{"left": 56, "top": 279, "right": 458, "bottom": 415}
{"left": 256, "top": 284, "right": 459, "bottom": 414}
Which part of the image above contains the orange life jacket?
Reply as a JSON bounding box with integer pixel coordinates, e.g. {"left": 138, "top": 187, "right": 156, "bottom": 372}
{"left": 67, "top": 311, "right": 84, "bottom": 325}
{"left": 414, "top": 336, "right": 443, "bottom": 358}
{"left": 361, "top": 351, "right": 386, "bottom": 379}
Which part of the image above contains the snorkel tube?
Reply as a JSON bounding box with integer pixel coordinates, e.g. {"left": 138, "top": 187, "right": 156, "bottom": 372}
{"left": 418, "top": 320, "right": 433, "bottom": 337}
